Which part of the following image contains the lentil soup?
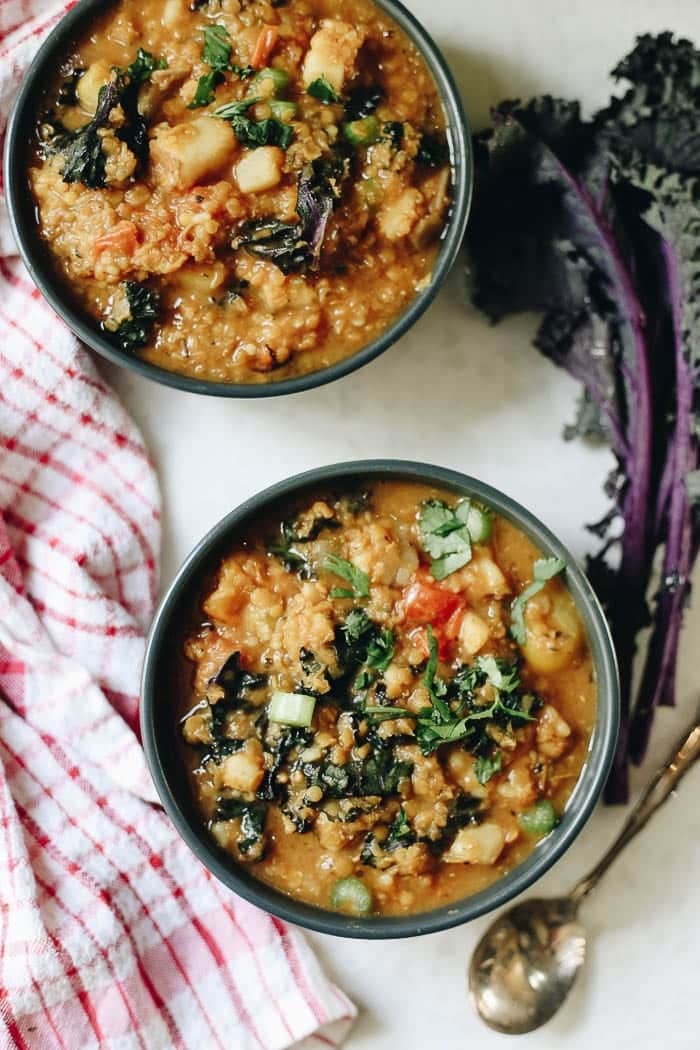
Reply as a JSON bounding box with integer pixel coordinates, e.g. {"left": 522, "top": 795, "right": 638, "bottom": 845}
{"left": 28, "top": 0, "right": 453, "bottom": 384}
{"left": 180, "top": 481, "right": 597, "bottom": 917}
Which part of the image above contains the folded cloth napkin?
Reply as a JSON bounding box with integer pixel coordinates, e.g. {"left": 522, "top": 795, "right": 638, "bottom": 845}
{"left": 0, "top": 4, "right": 356, "bottom": 1047}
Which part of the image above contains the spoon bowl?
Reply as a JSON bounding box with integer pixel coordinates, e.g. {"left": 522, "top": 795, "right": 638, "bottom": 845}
{"left": 469, "top": 898, "right": 586, "bottom": 1034}
{"left": 468, "top": 718, "right": 700, "bottom": 1035}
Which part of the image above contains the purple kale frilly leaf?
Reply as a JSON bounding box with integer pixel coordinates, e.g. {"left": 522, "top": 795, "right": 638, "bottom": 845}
{"left": 467, "top": 32, "right": 700, "bottom": 801}
{"left": 597, "top": 33, "right": 700, "bottom": 174}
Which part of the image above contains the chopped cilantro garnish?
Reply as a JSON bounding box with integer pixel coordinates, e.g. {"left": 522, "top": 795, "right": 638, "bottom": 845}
{"left": 418, "top": 498, "right": 494, "bottom": 580}
{"left": 189, "top": 25, "right": 255, "bottom": 108}
{"left": 415, "top": 648, "right": 535, "bottom": 754}
{"left": 474, "top": 751, "right": 503, "bottom": 785}
{"left": 125, "top": 48, "right": 167, "bottom": 84}
{"left": 384, "top": 806, "right": 413, "bottom": 849}
{"left": 202, "top": 23, "right": 232, "bottom": 67}
{"left": 510, "top": 557, "right": 566, "bottom": 644}
{"left": 307, "top": 76, "right": 341, "bottom": 104}
{"left": 323, "top": 554, "right": 370, "bottom": 599}
{"left": 213, "top": 96, "right": 293, "bottom": 148}
{"left": 418, "top": 499, "right": 472, "bottom": 579}
{"left": 266, "top": 521, "right": 310, "bottom": 576}
{"left": 365, "top": 628, "right": 394, "bottom": 672}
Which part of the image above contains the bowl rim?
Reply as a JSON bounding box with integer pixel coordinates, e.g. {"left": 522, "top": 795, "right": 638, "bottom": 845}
{"left": 141, "top": 459, "right": 620, "bottom": 939}
{"left": 2, "top": 0, "right": 473, "bottom": 399}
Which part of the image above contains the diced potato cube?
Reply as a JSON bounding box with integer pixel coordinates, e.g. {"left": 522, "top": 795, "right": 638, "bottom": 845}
{"left": 219, "top": 740, "right": 265, "bottom": 793}
{"left": 464, "top": 553, "right": 509, "bottom": 601}
{"left": 443, "top": 823, "right": 506, "bottom": 866}
{"left": 301, "top": 20, "right": 366, "bottom": 93}
{"left": 204, "top": 560, "right": 251, "bottom": 623}
{"left": 378, "top": 188, "right": 425, "bottom": 241}
{"left": 162, "top": 0, "right": 186, "bottom": 30}
{"left": 173, "top": 263, "right": 227, "bottom": 297}
{"left": 77, "top": 60, "right": 112, "bottom": 114}
{"left": 150, "top": 117, "right": 236, "bottom": 190}
{"left": 497, "top": 760, "right": 538, "bottom": 807}
{"left": 234, "top": 146, "right": 284, "bottom": 194}
{"left": 458, "top": 610, "right": 490, "bottom": 658}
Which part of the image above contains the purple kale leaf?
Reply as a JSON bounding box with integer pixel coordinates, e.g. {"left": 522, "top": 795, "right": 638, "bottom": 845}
{"left": 467, "top": 33, "right": 700, "bottom": 801}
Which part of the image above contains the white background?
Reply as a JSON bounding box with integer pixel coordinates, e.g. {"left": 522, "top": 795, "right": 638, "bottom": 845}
{"left": 104, "top": 3, "right": 700, "bottom": 1046}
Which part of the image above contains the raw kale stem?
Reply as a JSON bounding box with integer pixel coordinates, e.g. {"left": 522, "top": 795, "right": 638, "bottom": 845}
{"left": 628, "top": 239, "right": 695, "bottom": 762}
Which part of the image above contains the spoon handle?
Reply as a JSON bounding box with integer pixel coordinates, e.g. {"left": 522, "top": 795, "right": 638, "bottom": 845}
{"left": 571, "top": 717, "right": 700, "bottom": 903}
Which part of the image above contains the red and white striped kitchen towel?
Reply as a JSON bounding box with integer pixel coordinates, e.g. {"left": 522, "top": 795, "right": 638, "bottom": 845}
{"left": 0, "top": 2, "right": 356, "bottom": 1046}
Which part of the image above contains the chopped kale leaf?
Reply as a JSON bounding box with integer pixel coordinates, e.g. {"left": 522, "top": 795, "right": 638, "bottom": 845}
{"left": 266, "top": 520, "right": 311, "bottom": 576}
{"left": 383, "top": 121, "right": 404, "bottom": 148}
{"left": 110, "top": 281, "right": 160, "bottom": 353}
{"left": 56, "top": 68, "right": 84, "bottom": 106}
{"left": 345, "top": 84, "right": 384, "bottom": 121}
{"left": 207, "top": 651, "right": 267, "bottom": 735}
{"left": 417, "top": 132, "right": 450, "bottom": 167}
{"left": 214, "top": 797, "right": 267, "bottom": 855}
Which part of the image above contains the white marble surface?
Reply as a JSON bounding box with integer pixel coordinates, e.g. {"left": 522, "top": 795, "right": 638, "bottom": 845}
{"left": 102, "top": 2, "right": 700, "bottom": 1046}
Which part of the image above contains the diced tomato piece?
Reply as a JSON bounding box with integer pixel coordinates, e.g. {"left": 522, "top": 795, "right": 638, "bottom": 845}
{"left": 439, "top": 606, "right": 466, "bottom": 656}
{"left": 403, "top": 576, "right": 462, "bottom": 626}
{"left": 93, "top": 221, "right": 139, "bottom": 260}
{"left": 251, "top": 25, "right": 279, "bottom": 69}
{"left": 409, "top": 621, "right": 460, "bottom": 660}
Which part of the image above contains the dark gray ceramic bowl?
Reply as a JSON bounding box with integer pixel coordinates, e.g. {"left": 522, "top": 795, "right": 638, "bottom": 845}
{"left": 141, "top": 460, "right": 619, "bottom": 938}
{"left": 3, "top": 0, "right": 471, "bottom": 398}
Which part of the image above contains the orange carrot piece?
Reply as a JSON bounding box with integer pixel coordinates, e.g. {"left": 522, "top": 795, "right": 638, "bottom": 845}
{"left": 93, "top": 221, "right": 138, "bottom": 260}
{"left": 251, "top": 25, "right": 279, "bottom": 69}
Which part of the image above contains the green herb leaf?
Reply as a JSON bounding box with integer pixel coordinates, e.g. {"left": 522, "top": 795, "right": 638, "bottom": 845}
{"left": 510, "top": 557, "right": 566, "bottom": 644}
{"left": 266, "top": 521, "right": 310, "bottom": 576}
{"left": 342, "top": 608, "right": 373, "bottom": 644}
{"left": 418, "top": 499, "right": 473, "bottom": 579}
{"left": 202, "top": 23, "right": 232, "bottom": 69}
{"left": 423, "top": 626, "right": 450, "bottom": 718}
{"left": 415, "top": 653, "right": 534, "bottom": 755}
{"left": 308, "top": 76, "right": 341, "bottom": 104}
{"left": 366, "top": 628, "right": 394, "bottom": 672}
{"left": 214, "top": 797, "right": 267, "bottom": 854}
{"left": 363, "top": 705, "right": 413, "bottom": 722}
{"left": 323, "top": 554, "right": 370, "bottom": 598}
{"left": 385, "top": 806, "right": 413, "bottom": 849}
{"left": 213, "top": 96, "right": 294, "bottom": 148}
{"left": 476, "top": 654, "right": 520, "bottom": 693}
{"left": 125, "top": 48, "right": 167, "bottom": 83}
{"left": 189, "top": 70, "right": 225, "bottom": 107}
{"left": 188, "top": 26, "right": 254, "bottom": 108}
{"left": 213, "top": 96, "right": 261, "bottom": 119}
{"left": 474, "top": 751, "right": 503, "bottom": 785}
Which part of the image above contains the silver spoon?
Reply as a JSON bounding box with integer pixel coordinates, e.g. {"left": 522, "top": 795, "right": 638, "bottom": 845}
{"left": 469, "top": 717, "right": 700, "bottom": 1034}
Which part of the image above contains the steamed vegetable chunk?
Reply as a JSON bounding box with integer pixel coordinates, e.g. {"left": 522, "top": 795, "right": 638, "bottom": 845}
{"left": 28, "top": 0, "right": 452, "bottom": 385}
{"left": 150, "top": 117, "right": 237, "bottom": 190}
{"left": 180, "top": 481, "right": 596, "bottom": 917}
